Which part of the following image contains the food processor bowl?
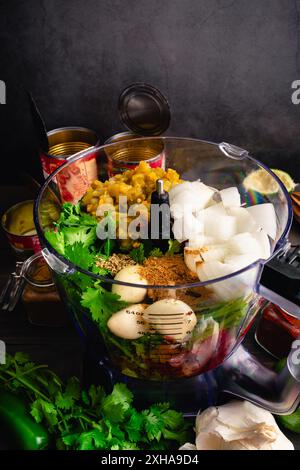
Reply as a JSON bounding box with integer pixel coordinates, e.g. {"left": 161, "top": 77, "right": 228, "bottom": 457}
{"left": 34, "top": 138, "right": 293, "bottom": 384}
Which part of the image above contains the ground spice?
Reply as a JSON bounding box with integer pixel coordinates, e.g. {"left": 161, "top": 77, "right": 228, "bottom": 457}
{"left": 139, "top": 255, "right": 210, "bottom": 306}
{"left": 95, "top": 253, "right": 136, "bottom": 275}
{"left": 140, "top": 255, "right": 197, "bottom": 285}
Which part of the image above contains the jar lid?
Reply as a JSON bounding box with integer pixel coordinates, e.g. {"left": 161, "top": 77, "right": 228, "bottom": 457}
{"left": 118, "top": 83, "right": 170, "bottom": 136}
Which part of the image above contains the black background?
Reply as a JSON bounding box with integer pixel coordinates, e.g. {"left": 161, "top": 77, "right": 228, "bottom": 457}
{"left": 1, "top": 0, "right": 300, "bottom": 183}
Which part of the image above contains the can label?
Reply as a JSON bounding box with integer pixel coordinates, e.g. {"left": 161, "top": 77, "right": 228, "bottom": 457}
{"left": 108, "top": 151, "right": 165, "bottom": 177}
{"left": 6, "top": 232, "right": 41, "bottom": 254}
{"left": 40, "top": 152, "right": 98, "bottom": 204}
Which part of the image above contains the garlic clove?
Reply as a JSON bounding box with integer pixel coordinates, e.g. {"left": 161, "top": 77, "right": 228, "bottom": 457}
{"left": 107, "top": 304, "right": 147, "bottom": 340}
{"left": 112, "top": 265, "right": 148, "bottom": 303}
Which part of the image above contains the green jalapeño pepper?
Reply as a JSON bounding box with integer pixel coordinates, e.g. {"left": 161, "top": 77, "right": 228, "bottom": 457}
{"left": 0, "top": 391, "right": 48, "bottom": 449}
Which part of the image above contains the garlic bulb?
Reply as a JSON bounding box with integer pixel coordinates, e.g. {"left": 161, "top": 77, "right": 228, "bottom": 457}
{"left": 181, "top": 401, "right": 294, "bottom": 450}
{"left": 112, "top": 265, "right": 148, "bottom": 303}
{"left": 107, "top": 304, "right": 147, "bottom": 340}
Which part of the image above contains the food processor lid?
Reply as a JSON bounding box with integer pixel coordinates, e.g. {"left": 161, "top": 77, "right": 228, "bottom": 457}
{"left": 118, "top": 83, "right": 171, "bottom": 136}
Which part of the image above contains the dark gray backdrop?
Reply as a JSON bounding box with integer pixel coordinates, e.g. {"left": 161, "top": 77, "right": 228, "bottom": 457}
{"left": 1, "top": 0, "right": 300, "bottom": 183}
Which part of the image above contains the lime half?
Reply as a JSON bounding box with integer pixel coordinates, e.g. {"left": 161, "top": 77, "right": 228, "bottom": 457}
{"left": 243, "top": 168, "right": 295, "bottom": 195}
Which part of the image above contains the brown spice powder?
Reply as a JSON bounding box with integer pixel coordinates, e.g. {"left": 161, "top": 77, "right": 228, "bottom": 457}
{"left": 140, "top": 255, "right": 210, "bottom": 307}
{"left": 140, "top": 255, "right": 198, "bottom": 286}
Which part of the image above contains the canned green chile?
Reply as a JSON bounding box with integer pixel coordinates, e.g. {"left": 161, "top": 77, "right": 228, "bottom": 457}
{"left": 39, "top": 127, "right": 100, "bottom": 203}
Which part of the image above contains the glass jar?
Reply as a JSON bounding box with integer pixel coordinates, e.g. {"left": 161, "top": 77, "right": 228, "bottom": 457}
{"left": 22, "top": 252, "right": 69, "bottom": 327}
{"left": 255, "top": 302, "right": 300, "bottom": 359}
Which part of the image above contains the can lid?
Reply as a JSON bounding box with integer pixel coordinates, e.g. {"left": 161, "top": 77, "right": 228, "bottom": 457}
{"left": 118, "top": 83, "right": 170, "bottom": 136}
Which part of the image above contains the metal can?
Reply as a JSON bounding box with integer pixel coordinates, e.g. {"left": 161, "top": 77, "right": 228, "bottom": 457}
{"left": 1, "top": 200, "right": 41, "bottom": 259}
{"left": 40, "top": 127, "right": 100, "bottom": 203}
{"left": 105, "top": 134, "right": 165, "bottom": 177}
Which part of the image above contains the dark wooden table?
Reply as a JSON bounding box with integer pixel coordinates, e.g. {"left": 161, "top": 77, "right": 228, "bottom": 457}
{"left": 1, "top": 185, "right": 300, "bottom": 449}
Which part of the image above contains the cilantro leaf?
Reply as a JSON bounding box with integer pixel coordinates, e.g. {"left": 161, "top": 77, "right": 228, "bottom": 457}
{"left": 148, "top": 247, "right": 164, "bottom": 257}
{"left": 166, "top": 239, "right": 182, "bottom": 255}
{"left": 108, "top": 383, "right": 133, "bottom": 408}
{"left": 31, "top": 398, "right": 58, "bottom": 427}
{"left": 30, "top": 400, "right": 43, "bottom": 423}
{"left": 125, "top": 409, "right": 144, "bottom": 442}
{"left": 61, "top": 432, "right": 81, "bottom": 448}
{"left": 129, "top": 244, "right": 145, "bottom": 263}
{"left": 14, "top": 352, "right": 30, "bottom": 364}
{"left": 55, "top": 392, "right": 74, "bottom": 410}
{"left": 45, "top": 230, "right": 65, "bottom": 255}
{"left": 81, "top": 286, "right": 128, "bottom": 330}
{"left": 55, "top": 377, "right": 80, "bottom": 410}
{"left": 101, "top": 383, "right": 133, "bottom": 423}
{"left": 142, "top": 409, "right": 164, "bottom": 442}
{"left": 101, "top": 238, "right": 116, "bottom": 258}
{"left": 88, "top": 384, "right": 106, "bottom": 408}
{"left": 64, "top": 242, "right": 94, "bottom": 270}
{"left": 63, "top": 226, "right": 96, "bottom": 248}
{"left": 57, "top": 202, "right": 81, "bottom": 226}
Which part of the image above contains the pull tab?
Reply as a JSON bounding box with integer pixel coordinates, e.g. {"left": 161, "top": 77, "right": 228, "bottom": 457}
{"left": 42, "top": 248, "right": 74, "bottom": 275}
{"left": 219, "top": 142, "right": 249, "bottom": 160}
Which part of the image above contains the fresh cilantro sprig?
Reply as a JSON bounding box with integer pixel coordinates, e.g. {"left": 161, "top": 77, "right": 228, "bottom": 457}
{"left": 129, "top": 244, "right": 145, "bottom": 263}
{"left": 0, "top": 353, "right": 191, "bottom": 450}
{"left": 166, "top": 239, "right": 182, "bottom": 255}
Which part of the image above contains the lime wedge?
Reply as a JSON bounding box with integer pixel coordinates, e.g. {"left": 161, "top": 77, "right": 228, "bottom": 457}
{"left": 243, "top": 168, "right": 295, "bottom": 195}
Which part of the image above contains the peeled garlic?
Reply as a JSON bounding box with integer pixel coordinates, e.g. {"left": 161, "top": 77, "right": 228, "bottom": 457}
{"left": 186, "top": 401, "right": 294, "bottom": 450}
{"left": 107, "top": 304, "right": 147, "bottom": 340}
{"left": 144, "top": 299, "right": 197, "bottom": 342}
{"left": 112, "top": 265, "right": 148, "bottom": 303}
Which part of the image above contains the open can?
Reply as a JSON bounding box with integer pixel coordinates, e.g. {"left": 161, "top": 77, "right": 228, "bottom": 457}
{"left": 40, "top": 127, "right": 100, "bottom": 203}
{"left": 1, "top": 200, "right": 41, "bottom": 259}
{"left": 105, "top": 134, "right": 166, "bottom": 177}
{"left": 105, "top": 83, "right": 170, "bottom": 176}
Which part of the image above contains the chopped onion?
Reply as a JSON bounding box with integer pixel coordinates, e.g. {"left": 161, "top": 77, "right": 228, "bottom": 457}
{"left": 169, "top": 182, "right": 194, "bottom": 201}
{"left": 196, "top": 202, "right": 227, "bottom": 221}
{"left": 184, "top": 247, "right": 203, "bottom": 273}
{"left": 251, "top": 229, "right": 271, "bottom": 259}
{"left": 170, "top": 181, "right": 215, "bottom": 212}
{"left": 246, "top": 203, "right": 277, "bottom": 240}
{"left": 200, "top": 244, "right": 228, "bottom": 262}
{"left": 220, "top": 187, "right": 241, "bottom": 208}
{"left": 184, "top": 244, "right": 228, "bottom": 273}
{"left": 173, "top": 212, "right": 203, "bottom": 242}
{"left": 204, "top": 215, "right": 236, "bottom": 241}
{"left": 227, "top": 232, "right": 262, "bottom": 257}
{"left": 196, "top": 260, "right": 255, "bottom": 301}
{"left": 224, "top": 253, "right": 259, "bottom": 269}
{"left": 227, "top": 207, "right": 257, "bottom": 233}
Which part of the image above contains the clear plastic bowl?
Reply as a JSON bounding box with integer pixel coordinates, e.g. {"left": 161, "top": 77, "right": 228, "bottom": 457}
{"left": 34, "top": 138, "right": 292, "bottom": 380}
